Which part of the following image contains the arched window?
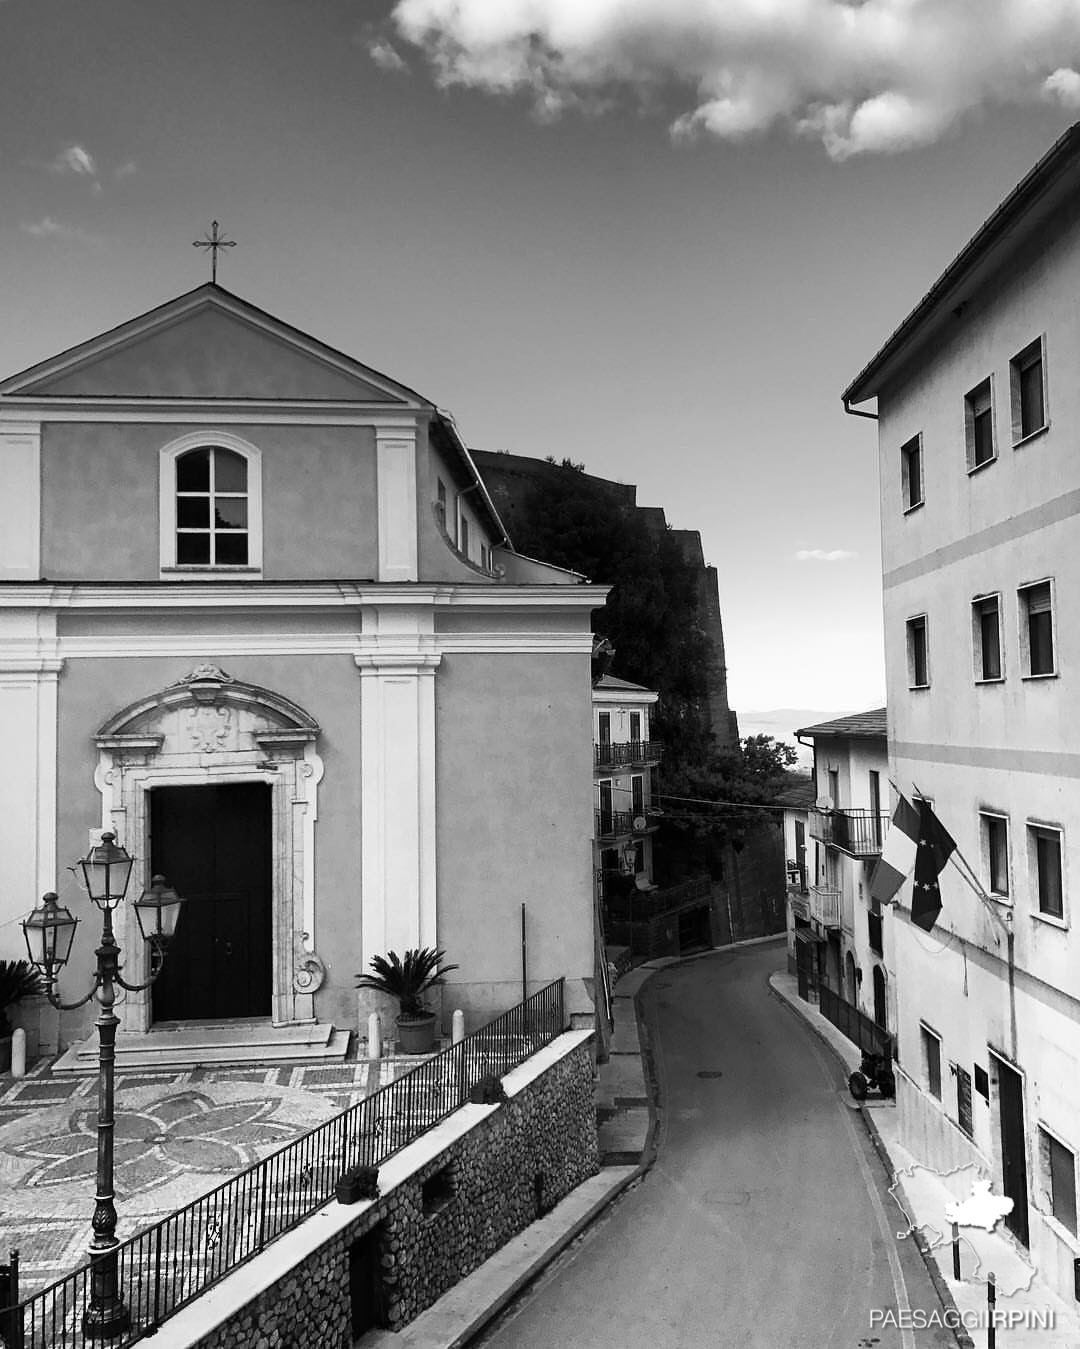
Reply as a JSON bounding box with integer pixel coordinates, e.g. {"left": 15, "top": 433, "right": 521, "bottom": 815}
{"left": 176, "top": 446, "right": 248, "bottom": 565}
{"left": 159, "top": 433, "right": 262, "bottom": 575}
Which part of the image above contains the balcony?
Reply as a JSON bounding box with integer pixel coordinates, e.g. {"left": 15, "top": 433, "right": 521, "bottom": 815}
{"left": 594, "top": 807, "right": 660, "bottom": 842}
{"left": 594, "top": 739, "right": 663, "bottom": 772}
{"left": 595, "top": 810, "right": 634, "bottom": 842}
{"left": 809, "top": 808, "right": 889, "bottom": 858}
{"left": 809, "top": 885, "right": 841, "bottom": 929}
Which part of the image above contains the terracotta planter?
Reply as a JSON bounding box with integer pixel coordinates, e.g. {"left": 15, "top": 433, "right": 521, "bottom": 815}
{"left": 395, "top": 1013, "right": 437, "bottom": 1055}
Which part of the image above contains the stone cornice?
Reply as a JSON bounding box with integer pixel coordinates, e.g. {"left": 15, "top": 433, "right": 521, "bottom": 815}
{"left": 0, "top": 582, "right": 606, "bottom": 611}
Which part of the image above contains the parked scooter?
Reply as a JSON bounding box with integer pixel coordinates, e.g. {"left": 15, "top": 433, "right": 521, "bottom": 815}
{"left": 848, "top": 1050, "right": 896, "bottom": 1101}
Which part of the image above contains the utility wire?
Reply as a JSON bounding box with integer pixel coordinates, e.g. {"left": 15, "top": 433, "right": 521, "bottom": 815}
{"left": 658, "top": 792, "right": 799, "bottom": 814}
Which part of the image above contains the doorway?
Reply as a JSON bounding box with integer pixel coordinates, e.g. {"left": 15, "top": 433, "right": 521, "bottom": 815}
{"left": 993, "top": 1055, "right": 1030, "bottom": 1246}
{"left": 149, "top": 783, "right": 273, "bottom": 1022}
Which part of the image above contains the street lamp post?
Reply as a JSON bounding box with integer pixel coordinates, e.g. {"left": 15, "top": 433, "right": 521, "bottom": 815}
{"left": 22, "top": 834, "right": 185, "bottom": 1339}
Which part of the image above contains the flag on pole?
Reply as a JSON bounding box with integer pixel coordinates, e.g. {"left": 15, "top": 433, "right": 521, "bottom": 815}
{"left": 869, "top": 794, "right": 920, "bottom": 903}
{"left": 911, "top": 797, "right": 956, "bottom": 932}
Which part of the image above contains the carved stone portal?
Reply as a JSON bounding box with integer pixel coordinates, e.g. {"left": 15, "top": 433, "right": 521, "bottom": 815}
{"left": 94, "top": 665, "right": 326, "bottom": 1031}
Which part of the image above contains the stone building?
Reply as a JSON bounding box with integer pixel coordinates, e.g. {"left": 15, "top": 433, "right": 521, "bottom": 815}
{"left": 844, "top": 124, "right": 1080, "bottom": 1299}
{"left": 471, "top": 450, "right": 739, "bottom": 750}
{"left": 0, "top": 282, "right": 604, "bottom": 1060}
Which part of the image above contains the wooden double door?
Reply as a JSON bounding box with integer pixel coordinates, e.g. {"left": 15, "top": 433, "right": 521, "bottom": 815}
{"left": 150, "top": 783, "right": 273, "bottom": 1022}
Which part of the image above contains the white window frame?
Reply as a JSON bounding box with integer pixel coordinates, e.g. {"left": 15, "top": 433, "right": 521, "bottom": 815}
{"left": 979, "top": 810, "right": 1011, "bottom": 902}
{"left": 1028, "top": 821, "right": 1066, "bottom": 926}
{"left": 971, "top": 592, "right": 1004, "bottom": 684}
{"left": 901, "top": 433, "right": 924, "bottom": 512}
{"left": 964, "top": 376, "right": 996, "bottom": 473}
{"left": 920, "top": 1021, "right": 943, "bottom": 1101}
{"left": 159, "top": 431, "right": 263, "bottom": 578}
{"left": 906, "top": 613, "right": 930, "bottom": 689}
{"left": 1010, "top": 335, "right": 1048, "bottom": 446}
{"left": 1018, "top": 578, "right": 1056, "bottom": 679}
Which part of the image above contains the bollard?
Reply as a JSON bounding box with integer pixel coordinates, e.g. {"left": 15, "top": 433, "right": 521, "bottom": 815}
{"left": 452, "top": 1009, "right": 465, "bottom": 1045}
{"left": 10, "top": 1029, "right": 25, "bottom": 1080}
{"left": 987, "top": 1270, "right": 996, "bottom": 1349}
{"left": 952, "top": 1220, "right": 961, "bottom": 1281}
{"left": 364, "top": 1014, "right": 380, "bottom": 1063}
{"left": 364, "top": 1014, "right": 382, "bottom": 1098}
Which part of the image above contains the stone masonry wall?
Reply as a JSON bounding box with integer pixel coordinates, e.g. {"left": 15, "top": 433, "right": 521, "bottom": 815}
{"left": 194, "top": 1037, "right": 598, "bottom": 1348}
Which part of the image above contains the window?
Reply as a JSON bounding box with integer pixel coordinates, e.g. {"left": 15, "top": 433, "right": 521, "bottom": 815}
{"left": 974, "top": 1064, "right": 989, "bottom": 1100}
{"left": 1019, "top": 580, "right": 1055, "bottom": 677}
{"left": 906, "top": 615, "right": 929, "bottom": 688}
{"left": 436, "top": 477, "right": 447, "bottom": 524}
{"left": 901, "top": 434, "right": 923, "bottom": 511}
{"left": 972, "top": 594, "right": 1003, "bottom": 682}
{"left": 459, "top": 514, "right": 470, "bottom": 559}
{"left": 630, "top": 712, "right": 642, "bottom": 746}
{"left": 174, "top": 447, "right": 250, "bottom": 565}
{"left": 1011, "top": 338, "right": 1047, "bottom": 443}
{"left": 631, "top": 775, "right": 645, "bottom": 816}
{"left": 160, "top": 433, "right": 262, "bottom": 575}
{"left": 980, "top": 812, "right": 1010, "bottom": 899}
{"left": 965, "top": 378, "right": 995, "bottom": 470}
{"left": 1039, "top": 1128, "right": 1077, "bottom": 1235}
{"left": 1029, "top": 823, "right": 1064, "bottom": 919}
{"left": 868, "top": 900, "right": 883, "bottom": 956}
{"left": 953, "top": 1064, "right": 974, "bottom": 1137}
{"left": 921, "top": 1024, "right": 942, "bottom": 1100}
{"left": 598, "top": 712, "right": 611, "bottom": 747}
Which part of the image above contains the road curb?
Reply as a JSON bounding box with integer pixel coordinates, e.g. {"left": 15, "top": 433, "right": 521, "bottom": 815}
{"left": 450, "top": 1167, "right": 642, "bottom": 1349}
{"left": 770, "top": 980, "right": 974, "bottom": 1349}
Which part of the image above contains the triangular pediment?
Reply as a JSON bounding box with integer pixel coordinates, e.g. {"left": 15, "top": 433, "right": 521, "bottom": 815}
{"left": 0, "top": 285, "right": 428, "bottom": 405}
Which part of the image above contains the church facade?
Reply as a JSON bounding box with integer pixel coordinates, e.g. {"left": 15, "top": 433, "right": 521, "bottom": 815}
{"left": 0, "top": 284, "right": 603, "bottom": 1052}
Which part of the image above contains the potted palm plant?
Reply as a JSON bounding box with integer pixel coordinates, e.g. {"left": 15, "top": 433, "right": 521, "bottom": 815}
{"left": 0, "top": 959, "right": 43, "bottom": 1072}
{"left": 356, "top": 948, "right": 459, "bottom": 1055}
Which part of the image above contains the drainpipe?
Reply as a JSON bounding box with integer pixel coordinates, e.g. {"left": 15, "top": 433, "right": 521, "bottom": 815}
{"left": 842, "top": 396, "right": 879, "bottom": 421}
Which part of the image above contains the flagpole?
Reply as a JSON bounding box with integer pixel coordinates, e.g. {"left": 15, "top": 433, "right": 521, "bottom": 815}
{"left": 905, "top": 781, "right": 1012, "bottom": 942}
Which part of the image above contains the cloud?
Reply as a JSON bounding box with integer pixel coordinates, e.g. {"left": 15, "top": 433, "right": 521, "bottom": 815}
{"left": 51, "top": 144, "right": 97, "bottom": 176}
{"left": 20, "top": 216, "right": 87, "bottom": 240}
{"left": 389, "top": 0, "right": 1080, "bottom": 158}
{"left": 795, "top": 548, "right": 858, "bottom": 562}
{"left": 369, "top": 37, "right": 409, "bottom": 73}
{"left": 114, "top": 160, "right": 137, "bottom": 179}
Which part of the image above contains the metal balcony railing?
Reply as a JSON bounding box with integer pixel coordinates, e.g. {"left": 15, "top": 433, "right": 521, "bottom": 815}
{"left": 595, "top": 810, "right": 634, "bottom": 841}
{"left": 593, "top": 740, "right": 663, "bottom": 771}
{"left": 594, "top": 807, "right": 659, "bottom": 841}
{"left": 809, "top": 809, "right": 889, "bottom": 857}
{"left": 810, "top": 885, "right": 842, "bottom": 928}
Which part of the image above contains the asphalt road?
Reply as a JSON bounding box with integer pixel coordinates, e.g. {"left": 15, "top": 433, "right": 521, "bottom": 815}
{"left": 476, "top": 941, "right": 953, "bottom": 1348}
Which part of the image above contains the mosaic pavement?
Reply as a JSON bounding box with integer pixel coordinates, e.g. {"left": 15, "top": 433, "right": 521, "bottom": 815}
{"left": 0, "top": 1055, "right": 405, "bottom": 1297}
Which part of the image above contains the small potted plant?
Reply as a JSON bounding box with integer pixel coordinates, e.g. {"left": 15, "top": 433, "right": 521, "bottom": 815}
{"left": 0, "top": 959, "right": 43, "bottom": 1072}
{"left": 356, "top": 948, "right": 458, "bottom": 1055}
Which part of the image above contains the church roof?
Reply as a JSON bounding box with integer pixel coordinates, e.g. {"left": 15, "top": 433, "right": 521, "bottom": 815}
{"left": 0, "top": 282, "right": 429, "bottom": 405}
{"left": 0, "top": 282, "right": 511, "bottom": 545}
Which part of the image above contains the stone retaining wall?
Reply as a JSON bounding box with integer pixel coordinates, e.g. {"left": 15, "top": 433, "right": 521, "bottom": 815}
{"left": 193, "top": 1035, "right": 598, "bottom": 1348}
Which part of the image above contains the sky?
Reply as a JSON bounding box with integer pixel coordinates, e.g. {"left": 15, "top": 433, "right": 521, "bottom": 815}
{"left": 3, "top": 0, "right": 1080, "bottom": 714}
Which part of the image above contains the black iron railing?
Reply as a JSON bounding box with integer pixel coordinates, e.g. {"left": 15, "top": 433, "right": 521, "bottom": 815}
{"left": 595, "top": 810, "right": 633, "bottom": 840}
{"left": 809, "top": 809, "right": 889, "bottom": 857}
{"left": 818, "top": 984, "right": 892, "bottom": 1061}
{"left": 1, "top": 980, "right": 565, "bottom": 1348}
{"left": 593, "top": 741, "right": 663, "bottom": 771}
